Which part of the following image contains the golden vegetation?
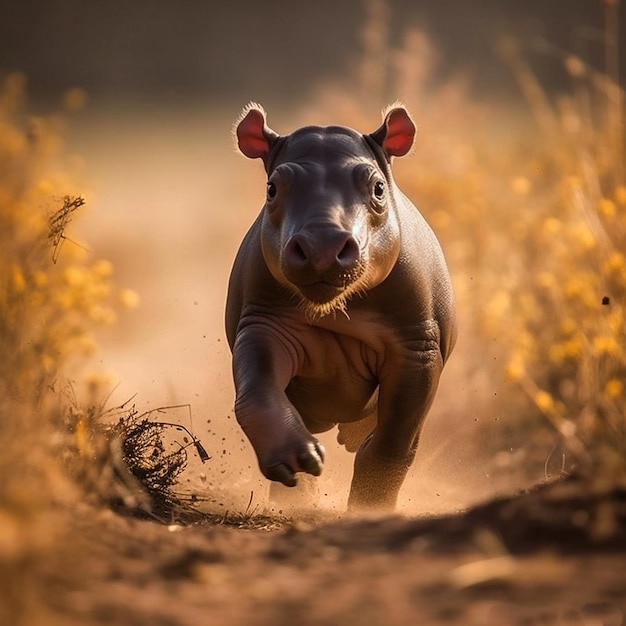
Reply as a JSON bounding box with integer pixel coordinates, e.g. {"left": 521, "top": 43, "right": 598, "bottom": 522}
{"left": 0, "top": 73, "right": 138, "bottom": 619}
{"left": 0, "top": 74, "right": 138, "bottom": 407}
{"left": 302, "top": 0, "right": 625, "bottom": 479}
{"left": 488, "top": 24, "right": 625, "bottom": 475}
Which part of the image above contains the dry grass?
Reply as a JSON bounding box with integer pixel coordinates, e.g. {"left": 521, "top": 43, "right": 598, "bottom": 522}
{"left": 0, "top": 74, "right": 138, "bottom": 625}
{"left": 66, "top": 398, "right": 215, "bottom": 523}
{"left": 297, "top": 0, "right": 625, "bottom": 483}
{"left": 493, "top": 31, "right": 626, "bottom": 477}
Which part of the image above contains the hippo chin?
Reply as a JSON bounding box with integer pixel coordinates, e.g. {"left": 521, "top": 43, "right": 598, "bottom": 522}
{"left": 297, "top": 273, "right": 367, "bottom": 320}
{"left": 225, "top": 102, "right": 457, "bottom": 511}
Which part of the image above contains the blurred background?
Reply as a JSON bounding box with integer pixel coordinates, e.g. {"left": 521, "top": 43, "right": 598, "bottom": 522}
{"left": 1, "top": 0, "right": 622, "bottom": 106}
{"left": 1, "top": 0, "right": 624, "bottom": 514}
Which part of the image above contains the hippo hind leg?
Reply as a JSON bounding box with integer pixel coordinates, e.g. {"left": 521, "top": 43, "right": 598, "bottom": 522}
{"left": 336, "top": 391, "right": 378, "bottom": 452}
{"left": 336, "top": 412, "right": 378, "bottom": 452}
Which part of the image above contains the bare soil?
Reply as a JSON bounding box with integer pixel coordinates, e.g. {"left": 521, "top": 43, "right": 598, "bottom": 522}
{"left": 11, "top": 476, "right": 626, "bottom": 626}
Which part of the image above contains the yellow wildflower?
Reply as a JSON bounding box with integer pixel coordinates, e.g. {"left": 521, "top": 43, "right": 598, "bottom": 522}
{"left": 511, "top": 176, "right": 531, "bottom": 195}
{"left": 564, "top": 271, "right": 599, "bottom": 308}
{"left": 549, "top": 337, "right": 582, "bottom": 363}
{"left": 505, "top": 358, "right": 525, "bottom": 382}
{"left": 486, "top": 290, "right": 510, "bottom": 318}
{"left": 563, "top": 175, "right": 582, "bottom": 197}
{"left": 548, "top": 344, "right": 563, "bottom": 363}
{"left": 36, "top": 179, "right": 55, "bottom": 196}
{"left": 569, "top": 222, "right": 596, "bottom": 250}
{"left": 603, "top": 252, "right": 626, "bottom": 277}
{"left": 40, "top": 354, "right": 56, "bottom": 374}
{"left": 606, "top": 310, "right": 624, "bottom": 334}
{"left": 598, "top": 198, "right": 616, "bottom": 218}
{"left": 559, "top": 420, "right": 577, "bottom": 438}
{"left": 119, "top": 288, "right": 140, "bottom": 309}
{"left": 605, "top": 379, "right": 623, "bottom": 398}
{"left": 28, "top": 291, "right": 44, "bottom": 308}
{"left": 32, "top": 270, "right": 48, "bottom": 288}
{"left": 92, "top": 259, "right": 114, "bottom": 278}
{"left": 593, "top": 336, "right": 621, "bottom": 357}
{"left": 542, "top": 217, "right": 562, "bottom": 236}
{"left": 55, "top": 290, "right": 74, "bottom": 310}
{"left": 63, "top": 266, "right": 86, "bottom": 287}
{"left": 534, "top": 390, "right": 555, "bottom": 412}
{"left": 560, "top": 318, "right": 577, "bottom": 334}
{"left": 11, "top": 266, "right": 26, "bottom": 293}
{"left": 85, "top": 279, "right": 111, "bottom": 302}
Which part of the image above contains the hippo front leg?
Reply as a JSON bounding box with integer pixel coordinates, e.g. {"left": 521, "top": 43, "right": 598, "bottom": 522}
{"left": 348, "top": 336, "right": 444, "bottom": 511}
{"left": 231, "top": 325, "right": 325, "bottom": 487}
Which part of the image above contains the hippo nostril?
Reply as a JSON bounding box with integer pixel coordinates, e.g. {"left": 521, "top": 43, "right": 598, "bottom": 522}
{"left": 292, "top": 241, "right": 307, "bottom": 262}
{"left": 284, "top": 236, "right": 309, "bottom": 267}
{"left": 337, "top": 236, "right": 360, "bottom": 268}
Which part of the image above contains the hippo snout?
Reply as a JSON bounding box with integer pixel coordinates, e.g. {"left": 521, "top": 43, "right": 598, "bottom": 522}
{"left": 284, "top": 229, "right": 360, "bottom": 276}
{"left": 282, "top": 229, "right": 363, "bottom": 301}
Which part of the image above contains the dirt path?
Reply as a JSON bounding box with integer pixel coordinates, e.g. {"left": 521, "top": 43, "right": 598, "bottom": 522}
{"left": 12, "top": 477, "right": 623, "bottom": 626}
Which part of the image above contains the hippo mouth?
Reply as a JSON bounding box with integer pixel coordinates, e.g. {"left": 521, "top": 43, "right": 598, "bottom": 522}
{"left": 292, "top": 267, "right": 368, "bottom": 321}
{"left": 298, "top": 281, "right": 348, "bottom": 304}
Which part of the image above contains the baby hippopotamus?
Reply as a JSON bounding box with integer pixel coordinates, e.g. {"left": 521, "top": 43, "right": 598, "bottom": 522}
{"left": 226, "top": 103, "right": 456, "bottom": 510}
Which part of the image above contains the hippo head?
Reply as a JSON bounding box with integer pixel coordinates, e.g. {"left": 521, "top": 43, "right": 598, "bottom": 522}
{"left": 235, "top": 103, "right": 415, "bottom": 320}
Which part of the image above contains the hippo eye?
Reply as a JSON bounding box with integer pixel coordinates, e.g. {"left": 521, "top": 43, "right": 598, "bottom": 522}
{"left": 266, "top": 181, "right": 277, "bottom": 201}
{"left": 373, "top": 180, "right": 385, "bottom": 200}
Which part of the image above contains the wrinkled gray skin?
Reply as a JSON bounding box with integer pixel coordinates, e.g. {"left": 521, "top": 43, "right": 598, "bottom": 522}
{"left": 226, "top": 103, "right": 457, "bottom": 511}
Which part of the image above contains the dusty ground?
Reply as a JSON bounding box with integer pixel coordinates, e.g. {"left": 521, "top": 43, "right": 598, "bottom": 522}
{"left": 8, "top": 476, "right": 626, "bottom": 626}
{"left": 6, "top": 107, "right": 622, "bottom": 626}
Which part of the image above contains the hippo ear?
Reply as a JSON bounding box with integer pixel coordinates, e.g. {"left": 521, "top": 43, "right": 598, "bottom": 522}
{"left": 235, "top": 103, "right": 279, "bottom": 165}
{"left": 370, "top": 104, "right": 416, "bottom": 159}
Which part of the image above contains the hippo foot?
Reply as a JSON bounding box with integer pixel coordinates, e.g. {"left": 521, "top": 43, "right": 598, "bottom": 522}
{"left": 261, "top": 440, "right": 325, "bottom": 487}
{"left": 347, "top": 445, "right": 411, "bottom": 512}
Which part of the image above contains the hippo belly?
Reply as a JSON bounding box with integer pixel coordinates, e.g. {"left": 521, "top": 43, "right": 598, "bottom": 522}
{"left": 285, "top": 327, "right": 380, "bottom": 433}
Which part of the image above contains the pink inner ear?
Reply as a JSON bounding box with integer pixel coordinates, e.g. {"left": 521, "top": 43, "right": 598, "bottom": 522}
{"left": 383, "top": 108, "right": 415, "bottom": 157}
{"left": 237, "top": 109, "right": 270, "bottom": 159}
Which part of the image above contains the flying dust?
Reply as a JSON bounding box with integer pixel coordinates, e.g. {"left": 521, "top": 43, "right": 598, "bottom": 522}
{"left": 66, "top": 101, "right": 533, "bottom": 520}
